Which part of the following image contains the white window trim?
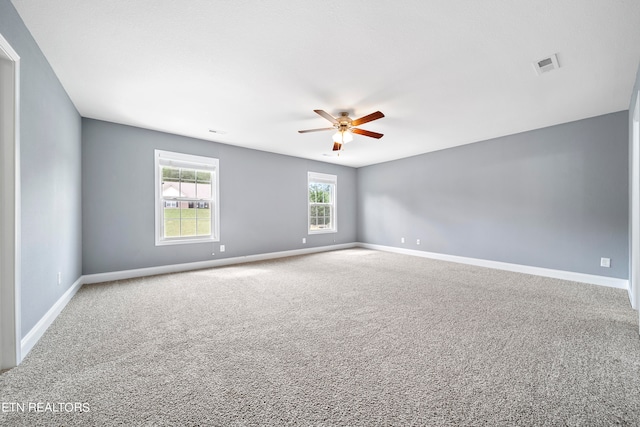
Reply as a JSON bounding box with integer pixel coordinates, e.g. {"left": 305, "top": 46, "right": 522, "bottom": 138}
{"left": 308, "top": 171, "right": 337, "bottom": 234}
{"left": 154, "top": 149, "right": 220, "bottom": 246}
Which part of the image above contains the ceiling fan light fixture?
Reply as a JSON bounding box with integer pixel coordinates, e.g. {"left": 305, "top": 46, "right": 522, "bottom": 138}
{"left": 332, "top": 130, "right": 353, "bottom": 144}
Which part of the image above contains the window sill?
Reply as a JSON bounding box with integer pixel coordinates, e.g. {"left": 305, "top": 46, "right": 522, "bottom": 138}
{"left": 155, "top": 237, "right": 219, "bottom": 246}
{"left": 308, "top": 229, "right": 337, "bottom": 235}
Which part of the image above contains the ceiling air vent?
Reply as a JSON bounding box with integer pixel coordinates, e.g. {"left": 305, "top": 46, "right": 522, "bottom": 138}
{"left": 533, "top": 53, "right": 560, "bottom": 75}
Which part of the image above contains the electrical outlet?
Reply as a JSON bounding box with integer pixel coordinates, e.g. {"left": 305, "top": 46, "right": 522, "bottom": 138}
{"left": 302, "top": 238, "right": 306, "bottom": 244}
{"left": 416, "top": 239, "right": 421, "bottom": 245}
{"left": 57, "top": 272, "right": 62, "bottom": 285}
{"left": 401, "top": 237, "right": 405, "bottom": 244}
{"left": 600, "top": 257, "right": 611, "bottom": 268}
{"left": 220, "top": 245, "right": 226, "bottom": 252}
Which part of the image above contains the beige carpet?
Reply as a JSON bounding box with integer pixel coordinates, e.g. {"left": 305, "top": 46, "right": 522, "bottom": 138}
{"left": 1, "top": 248, "right": 639, "bottom": 426}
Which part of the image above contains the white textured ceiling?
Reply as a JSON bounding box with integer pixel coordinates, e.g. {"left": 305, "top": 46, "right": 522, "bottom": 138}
{"left": 10, "top": 0, "right": 640, "bottom": 167}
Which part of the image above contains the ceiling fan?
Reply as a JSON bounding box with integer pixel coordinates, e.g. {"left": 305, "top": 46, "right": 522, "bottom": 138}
{"left": 298, "top": 110, "right": 385, "bottom": 152}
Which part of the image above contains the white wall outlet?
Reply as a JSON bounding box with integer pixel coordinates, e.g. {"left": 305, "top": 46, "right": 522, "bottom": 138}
{"left": 600, "top": 257, "right": 611, "bottom": 268}
{"left": 57, "top": 272, "right": 62, "bottom": 285}
{"left": 416, "top": 239, "right": 421, "bottom": 245}
{"left": 401, "top": 237, "right": 405, "bottom": 244}
{"left": 302, "top": 238, "right": 306, "bottom": 244}
{"left": 220, "top": 245, "right": 226, "bottom": 252}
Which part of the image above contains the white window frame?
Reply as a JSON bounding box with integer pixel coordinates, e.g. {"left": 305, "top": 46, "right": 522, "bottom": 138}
{"left": 308, "top": 171, "right": 337, "bottom": 234}
{"left": 155, "top": 149, "right": 220, "bottom": 246}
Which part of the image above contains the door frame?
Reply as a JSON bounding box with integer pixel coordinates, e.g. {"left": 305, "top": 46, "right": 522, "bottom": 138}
{"left": 633, "top": 92, "right": 640, "bottom": 334}
{"left": 0, "top": 33, "right": 21, "bottom": 369}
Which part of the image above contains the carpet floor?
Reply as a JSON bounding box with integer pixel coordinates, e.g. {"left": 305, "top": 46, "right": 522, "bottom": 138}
{"left": 1, "top": 248, "right": 639, "bottom": 426}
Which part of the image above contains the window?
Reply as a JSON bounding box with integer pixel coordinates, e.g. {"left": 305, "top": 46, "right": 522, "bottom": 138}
{"left": 308, "top": 172, "right": 337, "bottom": 234}
{"left": 155, "top": 150, "right": 219, "bottom": 245}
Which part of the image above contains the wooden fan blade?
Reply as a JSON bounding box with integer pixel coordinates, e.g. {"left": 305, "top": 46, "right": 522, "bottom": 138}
{"left": 352, "top": 128, "right": 384, "bottom": 139}
{"left": 314, "top": 110, "right": 338, "bottom": 124}
{"left": 351, "top": 111, "right": 384, "bottom": 126}
{"left": 332, "top": 142, "right": 342, "bottom": 151}
{"left": 298, "top": 127, "right": 334, "bottom": 133}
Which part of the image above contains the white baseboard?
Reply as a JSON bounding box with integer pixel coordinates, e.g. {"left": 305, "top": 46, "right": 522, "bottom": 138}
{"left": 82, "top": 243, "right": 358, "bottom": 284}
{"left": 20, "top": 275, "right": 83, "bottom": 360}
{"left": 358, "top": 243, "right": 629, "bottom": 291}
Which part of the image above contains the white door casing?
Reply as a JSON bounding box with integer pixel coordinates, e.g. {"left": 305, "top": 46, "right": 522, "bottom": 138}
{"left": 633, "top": 92, "right": 640, "bottom": 335}
{"left": 0, "top": 33, "right": 21, "bottom": 369}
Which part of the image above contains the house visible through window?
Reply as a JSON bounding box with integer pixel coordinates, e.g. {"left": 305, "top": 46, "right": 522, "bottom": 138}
{"left": 308, "top": 172, "right": 337, "bottom": 233}
{"left": 155, "top": 150, "right": 219, "bottom": 245}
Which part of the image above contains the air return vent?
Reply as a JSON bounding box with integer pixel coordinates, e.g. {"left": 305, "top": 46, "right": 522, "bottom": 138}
{"left": 533, "top": 53, "right": 560, "bottom": 75}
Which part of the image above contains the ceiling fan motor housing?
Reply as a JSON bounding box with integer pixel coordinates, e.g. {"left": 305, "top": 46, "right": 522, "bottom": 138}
{"left": 337, "top": 112, "right": 352, "bottom": 131}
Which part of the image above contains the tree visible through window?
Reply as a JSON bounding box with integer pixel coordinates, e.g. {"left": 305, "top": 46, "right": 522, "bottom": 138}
{"left": 308, "top": 172, "right": 337, "bottom": 233}
{"left": 155, "top": 150, "right": 219, "bottom": 245}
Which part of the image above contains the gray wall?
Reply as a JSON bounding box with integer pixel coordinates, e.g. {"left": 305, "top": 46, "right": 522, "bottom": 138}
{"left": 82, "top": 119, "right": 357, "bottom": 274}
{"left": 357, "top": 111, "right": 629, "bottom": 279}
{"left": 0, "top": 0, "right": 83, "bottom": 336}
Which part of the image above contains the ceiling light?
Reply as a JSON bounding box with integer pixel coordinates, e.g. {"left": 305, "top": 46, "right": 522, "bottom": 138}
{"left": 332, "top": 130, "right": 353, "bottom": 143}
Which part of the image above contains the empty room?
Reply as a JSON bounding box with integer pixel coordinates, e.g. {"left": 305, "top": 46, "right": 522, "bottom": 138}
{"left": 1, "top": 0, "right": 640, "bottom": 425}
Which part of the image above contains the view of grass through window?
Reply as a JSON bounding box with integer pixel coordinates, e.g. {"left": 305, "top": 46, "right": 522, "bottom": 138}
{"left": 162, "top": 167, "right": 212, "bottom": 238}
